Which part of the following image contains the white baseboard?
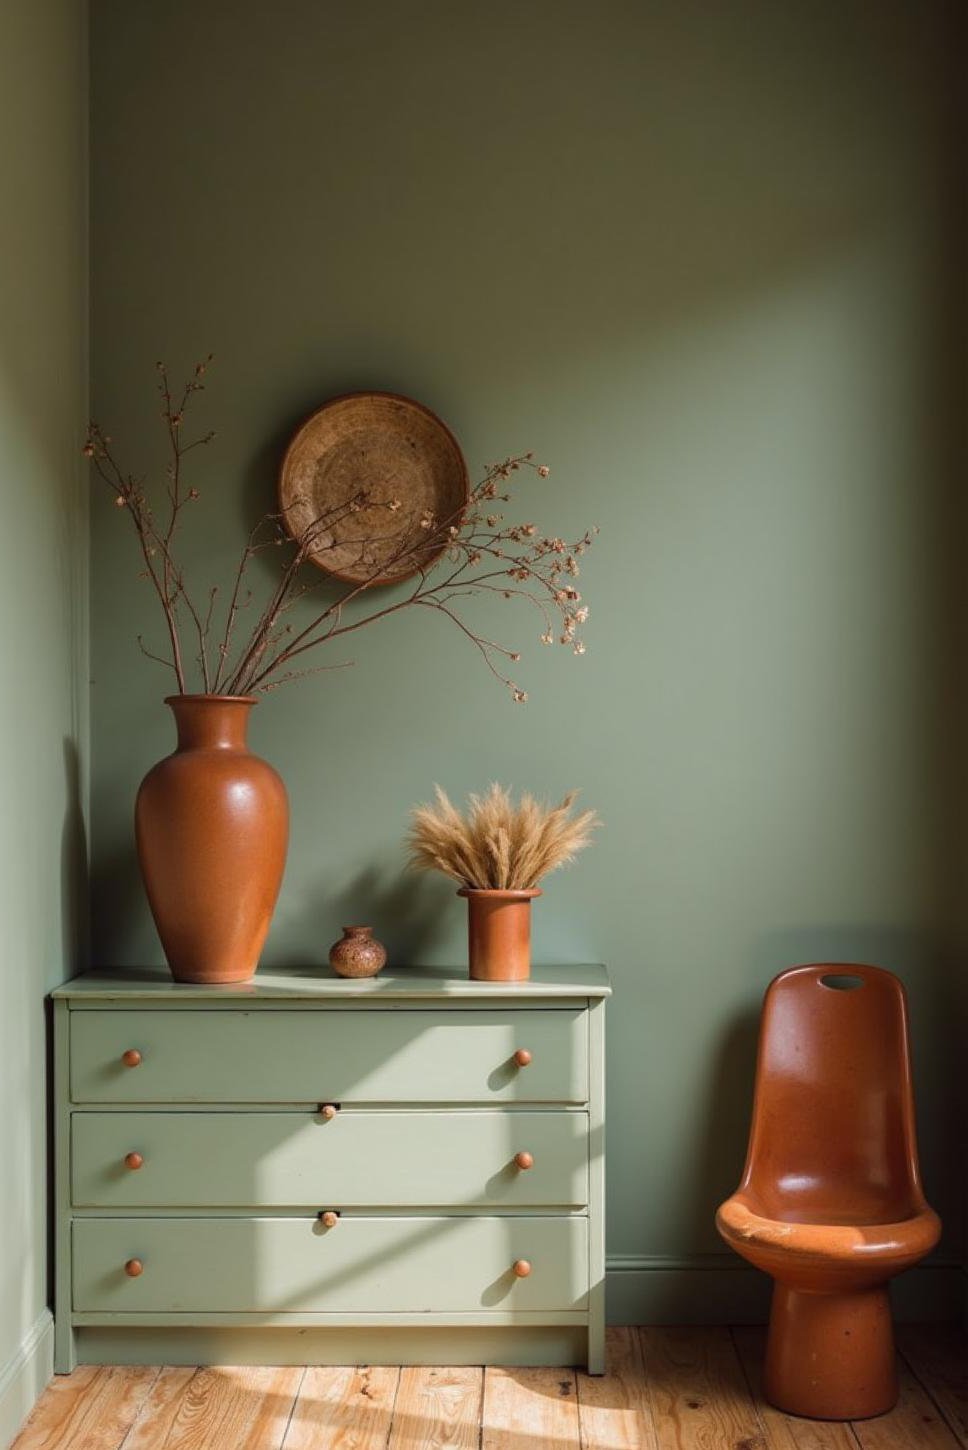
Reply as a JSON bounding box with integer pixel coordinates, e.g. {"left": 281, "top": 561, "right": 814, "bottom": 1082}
{"left": 0, "top": 1309, "right": 53, "bottom": 1449}
{"left": 605, "top": 1254, "right": 965, "bottom": 1325}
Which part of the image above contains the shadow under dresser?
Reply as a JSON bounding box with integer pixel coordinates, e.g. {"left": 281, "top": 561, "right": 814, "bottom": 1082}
{"left": 51, "top": 964, "right": 610, "bottom": 1373}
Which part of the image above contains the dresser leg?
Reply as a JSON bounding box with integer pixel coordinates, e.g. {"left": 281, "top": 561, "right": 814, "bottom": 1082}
{"left": 586, "top": 1326, "right": 605, "bottom": 1375}
{"left": 54, "top": 1318, "right": 76, "bottom": 1375}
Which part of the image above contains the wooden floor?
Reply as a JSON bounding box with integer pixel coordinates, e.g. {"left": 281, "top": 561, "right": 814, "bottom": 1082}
{"left": 12, "top": 1326, "right": 967, "bottom": 1450}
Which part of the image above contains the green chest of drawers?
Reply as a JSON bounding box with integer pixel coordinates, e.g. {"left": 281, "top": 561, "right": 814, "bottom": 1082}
{"left": 53, "top": 965, "right": 610, "bottom": 1374}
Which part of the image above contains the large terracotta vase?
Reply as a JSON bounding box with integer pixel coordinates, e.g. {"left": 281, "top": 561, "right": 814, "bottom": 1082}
{"left": 457, "top": 887, "right": 542, "bottom": 981}
{"left": 135, "top": 695, "right": 288, "bottom": 984}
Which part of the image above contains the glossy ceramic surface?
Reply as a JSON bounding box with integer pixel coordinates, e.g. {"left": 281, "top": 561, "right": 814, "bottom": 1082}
{"left": 716, "top": 963, "right": 940, "bottom": 1420}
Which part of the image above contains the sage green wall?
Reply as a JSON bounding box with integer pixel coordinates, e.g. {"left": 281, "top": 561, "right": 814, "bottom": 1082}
{"left": 90, "top": 0, "right": 964, "bottom": 1307}
{"left": 0, "top": 0, "right": 88, "bottom": 1430}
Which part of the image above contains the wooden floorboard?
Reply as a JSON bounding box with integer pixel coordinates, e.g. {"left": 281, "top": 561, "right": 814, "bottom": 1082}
{"left": 730, "top": 1328, "right": 860, "bottom": 1450}
{"left": 849, "top": 1358, "right": 962, "bottom": 1450}
{"left": 119, "top": 1365, "right": 303, "bottom": 1450}
{"left": 482, "top": 1365, "right": 581, "bottom": 1450}
{"left": 11, "top": 1365, "right": 160, "bottom": 1450}
{"left": 576, "top": 1326, "right": 658, "bottom": 1450}
{"left": 11, "top": 1327, "right": 968, "bottom": 1450}
{"left": 282, "top": 1364, "right": 400, "bottom": 1449}
{"left": 898, "top": 1325, "right": 968, "bottom": 1448}
{"left": 639, "top": 1325, "right": 769, "bottom": 1449}
{"left": 388, "top": 1366, "right": 483, "bottom": 1449}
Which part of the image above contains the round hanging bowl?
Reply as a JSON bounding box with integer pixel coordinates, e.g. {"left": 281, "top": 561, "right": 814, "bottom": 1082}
{"left": 278, "top": 391, "right": 469, "bottom": 586}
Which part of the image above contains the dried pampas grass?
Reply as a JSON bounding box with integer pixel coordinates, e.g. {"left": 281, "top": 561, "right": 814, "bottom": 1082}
{"left": 407, "top": 783, "right": 600, "bottom": 890}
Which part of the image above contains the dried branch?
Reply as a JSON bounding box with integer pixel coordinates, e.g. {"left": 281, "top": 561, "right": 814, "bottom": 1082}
{"left": 85, "top": 361, "right": 597, "bottom": 702}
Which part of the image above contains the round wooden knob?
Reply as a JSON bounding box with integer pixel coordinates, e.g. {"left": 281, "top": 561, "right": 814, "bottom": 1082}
{"left": 514, "top": 1151, "right": 534, "bottom": 1171}
{"left": 124, "top": 1259, "right": 144, "bottom": 1277}
{"left": 319, "top": 1104, "right": 338, "bottom": 1121}
{"left": 121, "top": 1049, "right": 142, "bottom": 1068}
{"left": 320, "top": 1211, "right": 339, "bottom": 1229}
{"left": 512, "top": 1259, "right": 532, "bottom": 1278}
{"left": 124, "top": 1152, "right": 144, "bottom": 1171}
{"left": 513, "top": 1049, "right": 532, "bottom": 1068}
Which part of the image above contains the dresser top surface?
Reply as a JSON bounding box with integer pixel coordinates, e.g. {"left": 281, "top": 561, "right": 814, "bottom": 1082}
{"left": 52, "top": 963, "right": 611, "bottom": 1002}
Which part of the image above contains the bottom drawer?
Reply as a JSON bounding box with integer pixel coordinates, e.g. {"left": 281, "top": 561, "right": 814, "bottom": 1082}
{"left": 73, "top": 1216, "right": 588, "bottom": 1314}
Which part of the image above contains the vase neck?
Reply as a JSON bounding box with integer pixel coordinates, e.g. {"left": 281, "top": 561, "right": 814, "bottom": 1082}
{"left": 166, "top": 695, "right": 255, "bottom": 751}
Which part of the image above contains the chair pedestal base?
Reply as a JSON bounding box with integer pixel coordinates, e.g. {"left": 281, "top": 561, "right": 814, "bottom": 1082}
{"left": 763, "top": 1282, "right": 897, "bottom": 1421}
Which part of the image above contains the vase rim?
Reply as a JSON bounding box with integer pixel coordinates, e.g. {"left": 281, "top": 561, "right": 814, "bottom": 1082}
{"left": 341, "top": 924, "right": 374, "bottom": 934}
{"left": 457, "top": 886, "right": 543, "bottom": 899}
{"left": 165, "top": 693, "right": 259, "bottom": 706}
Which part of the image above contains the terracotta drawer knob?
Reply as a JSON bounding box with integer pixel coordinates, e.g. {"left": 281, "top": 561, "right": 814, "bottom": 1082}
{"left": 124, "top": 1152, "right": 144, "bottom": 1171}
{"left": 124, "top": 1258, "right": 144, "bottom": 1277}
{"left": 319, "top": 1104, "right": 338, "bottom": 1121}
{"left": 320, "top": 1211, "right": 340, "bottom": 1229}
{"left": 512, "top": 1259, "right": 532, "bottom": 1278}
{"left": 514, "top": 1151, "right": 534, "bottom": 1171}
{"left": 513, "top": 1049, "right": 532, "bottom": 1068}
{"left": 121, "top": 1049, "right": 142, "bottom": 1068}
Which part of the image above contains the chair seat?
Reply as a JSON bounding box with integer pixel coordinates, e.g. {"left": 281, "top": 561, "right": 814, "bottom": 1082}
{"left": 717, "top": 1193, "right": 941, "bottom": 1269}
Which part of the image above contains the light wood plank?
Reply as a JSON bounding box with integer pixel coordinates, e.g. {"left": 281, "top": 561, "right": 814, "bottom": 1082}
{"left": 576, "top": 1325, "right": 658, "bottom": 1449}
{"left": 483, "top": 1366, "right": 581, "bottom": 1450}
{"left": 638, "top": 1327, "right": 768, "bottom": 1450}
{"left": 851, "top": 1358, "right": 960, "bottom": 1450}
{"left": 115, "top": 1367, "right": 200, "bottom": 1447}
{"left": 731, "top": 1328, "right": 859, "bottom": 1450}
{"left": 11, "top": 1365, "right": 160, "bottom": 1450}
{"left": 388, "top": 1366, "right": 482, "bottom": 1449}
{"left": 12, "top": 1366, "right": 159, "bottom": 1450}
{"left": 121, "top": 1365, "right": 302, "bottom": 1450}
{"left": 284, "top": 1365, "right": 400, "bottom": 1449}
{"left": 898, "top": 1326, "right": 968, "bottom": 1447}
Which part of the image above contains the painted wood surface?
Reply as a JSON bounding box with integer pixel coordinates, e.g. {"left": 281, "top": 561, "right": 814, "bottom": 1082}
{"left": 69, "top": 1007, "right": 588, "bottom": 1104}
{"left": 53, "top": 964, "right": 612, "bottom": 1001}
{"left": 15, "top": 1326, "right": 968, "bottom": 1450}
{"left": 70, "top": 1323, "right": 589, "bottom": 1368}
{"left": 72, "top": 1215, "right": 589, "bottom": 1314}
{"left": 71, "top": 1109, "right": 589, "bottom": 1208}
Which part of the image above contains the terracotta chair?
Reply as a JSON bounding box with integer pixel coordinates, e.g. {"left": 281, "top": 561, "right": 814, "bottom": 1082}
{"left": 716, "top": 963, "right": 940, "bottom": 1421}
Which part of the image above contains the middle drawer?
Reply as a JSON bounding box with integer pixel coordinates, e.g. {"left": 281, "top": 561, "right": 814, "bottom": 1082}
{"left": 72, "top": 1110, "right": 590, "bottom": 1209}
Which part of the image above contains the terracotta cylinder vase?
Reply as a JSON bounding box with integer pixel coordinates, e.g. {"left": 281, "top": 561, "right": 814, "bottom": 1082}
{"left": 457, "top": 887, "right": 542, "bottom": 981}
{"left": 135, "top": 695, "right": 288, "bottom": 984}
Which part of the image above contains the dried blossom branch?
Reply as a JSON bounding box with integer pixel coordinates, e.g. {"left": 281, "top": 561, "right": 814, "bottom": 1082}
{"left": 85, "top": 360, "right": 597, "bottom": 702}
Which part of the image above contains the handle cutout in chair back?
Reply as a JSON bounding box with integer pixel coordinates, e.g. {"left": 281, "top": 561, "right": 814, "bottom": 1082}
{"left": 820, "top": 973, "right": 864, "bottom": 991}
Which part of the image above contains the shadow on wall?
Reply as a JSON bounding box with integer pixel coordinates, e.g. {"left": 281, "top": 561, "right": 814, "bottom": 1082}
{"left": 88, "top": 836, "right": 143, "bottom": 966}
{"left": 283, "top": 865, "right": 455, "bottom": 969}
{"left": 88, "top": 844, "right": 457, "bottom": 970}
{"left": 61, "top": 737, "right": 89, "bottom": 972}
{"left": 672, "top": 923, "right": 963, "bottom": 1274}
{"left": 751, "top": 926, "right": 962, "bottom": 1256}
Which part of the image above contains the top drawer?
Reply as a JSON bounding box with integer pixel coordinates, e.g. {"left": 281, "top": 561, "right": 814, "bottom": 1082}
{"left": 69, "top": 1008, "right": 588, "bottom": 1104}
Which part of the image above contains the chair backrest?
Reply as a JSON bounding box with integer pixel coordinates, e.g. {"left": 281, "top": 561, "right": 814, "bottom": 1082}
{"left": 739, "top": 963, "right": 926, "bottom": 1224}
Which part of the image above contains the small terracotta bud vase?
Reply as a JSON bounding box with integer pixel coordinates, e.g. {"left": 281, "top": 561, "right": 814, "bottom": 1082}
{"left": 135, "top": 695, "right": 288, "bottom": 984}
{"left": 328, "top": 925, "right": 387, "bottom": 978}
{"left": 457, "top": 887, "right": 542, "bottom": 981}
